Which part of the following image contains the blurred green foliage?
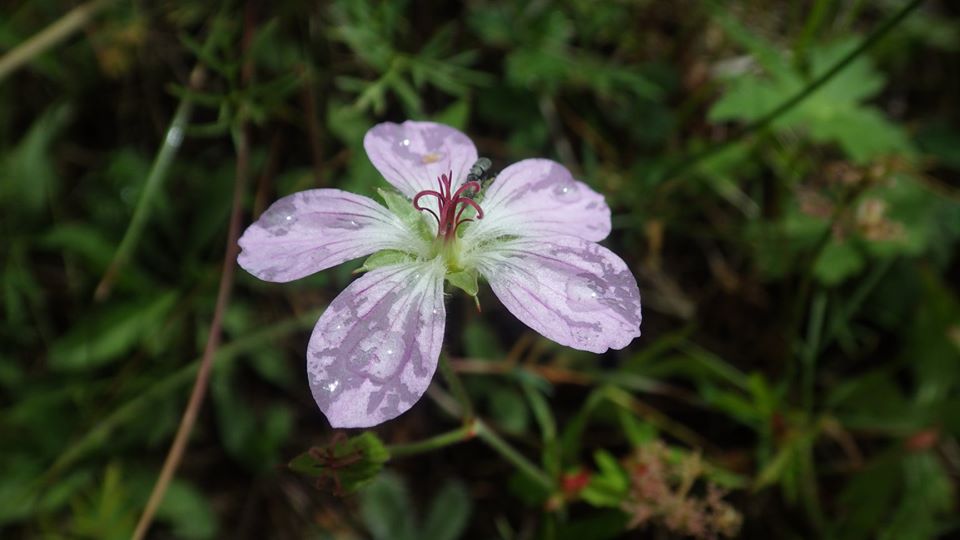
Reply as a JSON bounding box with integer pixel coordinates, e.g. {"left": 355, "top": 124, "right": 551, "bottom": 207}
{"left": 2, "top": 0, "right": 959, "bottom": 538}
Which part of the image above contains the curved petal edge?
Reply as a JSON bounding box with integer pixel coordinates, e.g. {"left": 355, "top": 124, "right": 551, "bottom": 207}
{"left": 237, "top": 189, "right": 416, "bottom": 282}
{"left": 306, "top": 260, "right": 446, "bottom": 428}
{"left": 363, "top": 121, "right": 478, "bottom": 199}
{"left": 477, "top": 236, "right": 641, "bottom": 353}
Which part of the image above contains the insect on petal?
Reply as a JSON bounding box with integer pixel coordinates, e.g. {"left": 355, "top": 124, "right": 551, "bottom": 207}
{"left": 364, "top": 121, "right": 478, "bottom": 199}
{"left": 477, "top": 236, "right": 641, "bottom": 353}
{"left": 238, "top": 189, "right": 421, "bottom": 282}
{"left": 307, "top": 261, "right": 446, "bottom": 428}
{"left": 465, "top": 159, "right": 611, "bottom": 243}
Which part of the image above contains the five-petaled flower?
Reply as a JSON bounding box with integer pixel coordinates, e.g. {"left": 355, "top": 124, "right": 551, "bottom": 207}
{"left": 238, "top": 121, "right": 642, "bottom": 428}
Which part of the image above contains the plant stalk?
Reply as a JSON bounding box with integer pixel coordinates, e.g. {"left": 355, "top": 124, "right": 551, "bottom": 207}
{"left": 0, "top": 0, "right": 117, "bottom": 84}
{"left": 131, "top": 123, "right": 250, "bottom": 540}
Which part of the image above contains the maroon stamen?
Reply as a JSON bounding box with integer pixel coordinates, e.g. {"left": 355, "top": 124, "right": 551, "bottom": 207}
{"left": 412, "top": 170, "right": 485, "bottom": 241}
{"left": 454, "top": 196, "right": 484, "bottom": 225}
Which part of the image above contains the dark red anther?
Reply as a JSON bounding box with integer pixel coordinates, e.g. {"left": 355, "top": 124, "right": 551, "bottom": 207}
{"left": 412, "top": 170, "right": 484, "bottom": 241}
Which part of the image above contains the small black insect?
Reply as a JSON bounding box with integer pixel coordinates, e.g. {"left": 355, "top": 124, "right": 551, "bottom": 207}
{"left": 464, "top": 157, "right": 495, "bottom": 198}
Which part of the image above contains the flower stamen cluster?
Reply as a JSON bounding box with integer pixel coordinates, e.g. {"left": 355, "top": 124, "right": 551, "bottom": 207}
{"left": 412, "top": 170, "right": 483, "bottom": 241}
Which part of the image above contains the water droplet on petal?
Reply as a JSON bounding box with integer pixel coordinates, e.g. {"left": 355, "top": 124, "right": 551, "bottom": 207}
{"left": 400, "top": 138, "right": 411, "bottom": 147}
{"left": 361, "top": 331, "right": 406, "bottom": 379}
{"left": 310, "top": 214, "right": 363, "bottom": 230}
{"left": 572, "top": 325, "right": 601, "bottom": 347}
{"left": 552, "top": 181, "right": 581, "bottom": 202}
{"left": 565, "top": 278, "right": 605, "bottom": 312}
{"left": 326, "top": 380, "right": 340, "bottom": 393}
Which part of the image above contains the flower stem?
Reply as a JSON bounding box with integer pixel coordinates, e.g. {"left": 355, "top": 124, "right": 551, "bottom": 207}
{"left": 388, "top": 422, "right": 477, "bottom": 458}
{"left": 438, "top": 354, "right": 474, "bottom": 422}
{"left": 427, "top": 382, "right": 555, "bottom": 492}
{"left": 474, "top": 419, "right": 555, "bottom": 491}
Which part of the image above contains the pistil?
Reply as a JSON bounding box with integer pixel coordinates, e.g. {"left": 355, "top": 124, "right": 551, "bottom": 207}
{"left": 413, "top": 170, "right": 484, "bottom": 243}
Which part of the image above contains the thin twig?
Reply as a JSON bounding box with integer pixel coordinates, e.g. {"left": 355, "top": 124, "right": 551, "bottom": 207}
{"left": 131, "top": 123, "right": 251, "bottom": 540}
{"left": 0, "top": 0, "right": 117, "bottom": 84}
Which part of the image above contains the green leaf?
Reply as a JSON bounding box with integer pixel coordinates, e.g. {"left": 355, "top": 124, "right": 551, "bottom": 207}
{"left": 708, "top": 33, "right": 913, "bottom": 163}
{"left": 288, "top": 432, "right": 390, "bottom": 495}
{"left": 156, "top": 479, "right": 218, "bottom": 540}
{"left": 487, "top": 383, "right": 529, "bottom": 434}
{"left": 360, "top": 471, "right": 417, "bottom": 540}
{"left": 581, "top": 450, "right": 629, "bottom": 508}
{"left": 462, "top": 320, "right": 504, "bottom": 359}
{"left": 421, "top": 480, "right": 472, "bottom": 540}
{"left": 433, "top": 99, "right": 470, "bottom": 129}
{"left": 0, "top": 103, "right": 72, "bottom": 219}
{"left": 880, "top": 453, "right": 954, "bottom": 540}
{"left": 814, "top": 240, "right": 865, "bottom": 286}
{"left": 48, "top": 291, "right": 179, "bottom": 371}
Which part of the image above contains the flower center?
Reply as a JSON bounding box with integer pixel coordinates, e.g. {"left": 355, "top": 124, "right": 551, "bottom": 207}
{"left": 413, "top": 170, "right": 484, "bottom": 242}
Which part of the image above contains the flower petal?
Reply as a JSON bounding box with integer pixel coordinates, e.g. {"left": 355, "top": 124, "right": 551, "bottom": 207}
{"left": 466, "top": 159, "right": 611, "bottom": 243}
{"left": 307, "top": 260, "right": 445, "bottom": 428}
{"left": 238, "top": 189, "right": 423, "bottom": 282}
{"left": 364, "top": 121, "right": 478, "bottom": 198}
{"left": 476, "top": 236, "right": 641, "bottom": 353}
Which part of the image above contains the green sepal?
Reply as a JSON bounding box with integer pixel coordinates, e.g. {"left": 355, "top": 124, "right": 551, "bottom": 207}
{"left": 356, "top": 249, "right": 414, "bottom": 274}
{"left": 446, "top": 268, "right": 479, "bottom": 297}
{"left": 288, "top": 432, "right": 390, "bottom": 496}
{"left": 378, "top": 188, "right": 432, "bottom": 240}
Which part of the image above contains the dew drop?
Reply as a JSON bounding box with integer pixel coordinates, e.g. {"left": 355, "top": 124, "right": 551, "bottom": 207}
{"left": 552, "top": 181, "right": 581, "bottom": 202}
{"left": 325, "top": 380, "right": 340, "bottom": 393}
{"left": 400, "top": 138, "right": 411, "bottom": 147}
{"left": 565, "top": 279, "right": 605, "bottom": 312}
{"left": 572, "top": 326, "right": 600, "bottom": 348}
{"left": 361, "top": 332, "right": 406, "bottom": 378}
{"left": 311, "top": 214, "right": 363, "bottom": 230}
{"left": 166, "top": 126, "right": 184, "bottom": 147}
{"left": 261, "top": 199, "right": 298, "bottom": 232}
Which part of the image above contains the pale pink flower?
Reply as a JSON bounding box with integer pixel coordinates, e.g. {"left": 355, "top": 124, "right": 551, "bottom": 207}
{"left": 238, "top": 121, "right": 642, "bottom": 428}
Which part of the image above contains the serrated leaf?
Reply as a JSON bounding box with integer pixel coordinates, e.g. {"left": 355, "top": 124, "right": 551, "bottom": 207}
{"left": 288, "top": 432, "right": 390, "bottom": 495}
